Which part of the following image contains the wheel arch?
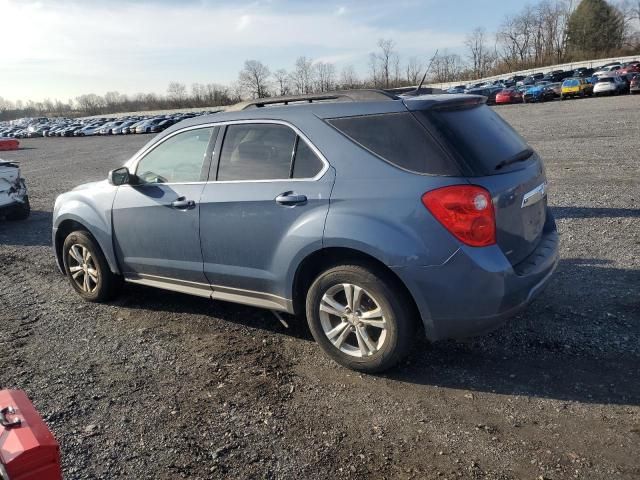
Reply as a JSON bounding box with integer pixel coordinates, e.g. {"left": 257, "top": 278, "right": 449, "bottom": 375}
{"left": 54, "top": 216, "right": 120, "bottom": 275}
{"left": 291, "top": 247, "right": 421, "bottom": 330}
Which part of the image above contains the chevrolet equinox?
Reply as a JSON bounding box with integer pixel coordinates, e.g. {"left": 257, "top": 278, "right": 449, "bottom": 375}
{"left": 53, "top": 90, "right": 559, "bottom": 372}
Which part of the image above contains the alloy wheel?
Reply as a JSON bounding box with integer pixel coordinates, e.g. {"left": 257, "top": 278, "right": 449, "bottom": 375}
{"left": 67, "top": 244, "right": 99, "bottom": 293}
{"left": 319, "top": 283, "right": 387, "bottom": 358}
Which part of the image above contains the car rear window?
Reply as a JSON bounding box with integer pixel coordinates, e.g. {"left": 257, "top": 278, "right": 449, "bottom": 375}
{"left": 326, "top": 112, "right": 459, "bottom": 176}
{"left": 414, "top": 104, "right": 533, "bottom": 176}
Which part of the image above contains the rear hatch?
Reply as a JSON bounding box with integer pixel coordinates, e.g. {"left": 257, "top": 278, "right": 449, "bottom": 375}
{"left": 405, "top": 96, "right": 548, "bottom": 266}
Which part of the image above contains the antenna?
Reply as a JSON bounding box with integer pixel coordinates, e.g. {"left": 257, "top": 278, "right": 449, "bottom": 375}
{"left": 415, "top": 49, "right": 439, "bottom": 94}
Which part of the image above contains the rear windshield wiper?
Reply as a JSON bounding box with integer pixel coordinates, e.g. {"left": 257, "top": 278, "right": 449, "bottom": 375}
{"left": 494, "top": 148, "right": 534, "bottom": 171}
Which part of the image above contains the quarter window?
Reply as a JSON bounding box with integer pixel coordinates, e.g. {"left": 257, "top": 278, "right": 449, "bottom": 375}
{"left": 136, "top": 128, "right": 213, "bottom": 184}
{"left": 218, "top": 124, "right": 296, "bottom": 181}
{"left": 327, "top": 112, "right": 458, "bottom": 175}
{"left": 292, "top": 139, "right": 324, "bottom": 178}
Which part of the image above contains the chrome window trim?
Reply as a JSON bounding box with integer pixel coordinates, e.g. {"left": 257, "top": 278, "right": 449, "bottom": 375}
{"left": 127, "top": 119, "right": 330, "bottom": 185}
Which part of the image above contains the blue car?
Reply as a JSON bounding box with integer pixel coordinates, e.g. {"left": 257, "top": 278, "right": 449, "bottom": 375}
{"left": 524, "top": 82, "right": 556, "bottom": 103}
{"left": 52, "top": 90, "right": 559, "bottom": 372}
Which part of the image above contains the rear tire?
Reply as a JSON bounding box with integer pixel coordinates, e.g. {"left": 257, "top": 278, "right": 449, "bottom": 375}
{"left": 305, "top": 264, "right": 416, "bottom": 373}
{"left": 62, "top": 230, "right": 122, "bottom": 302}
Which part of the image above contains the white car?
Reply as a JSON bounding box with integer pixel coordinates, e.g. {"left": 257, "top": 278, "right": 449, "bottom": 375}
{"left": 0, "top": 159, "right": 30, "bottom": 220}
{"left": 593, "top": 76, "right": 627, "bottom": 95}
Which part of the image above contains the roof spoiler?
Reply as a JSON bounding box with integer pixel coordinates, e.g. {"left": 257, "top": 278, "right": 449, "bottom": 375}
{"left": 403, "top": 95, "right": 487, "bottom": 112}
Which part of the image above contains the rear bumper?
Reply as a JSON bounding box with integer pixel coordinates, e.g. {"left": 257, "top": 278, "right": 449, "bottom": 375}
{"left": 392, "top": 212, "right": 559, "bottom": 341}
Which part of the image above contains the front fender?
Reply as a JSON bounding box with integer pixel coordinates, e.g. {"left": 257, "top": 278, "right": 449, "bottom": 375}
{"left": 53, "top": 186, "right": 119, "bottom": 274}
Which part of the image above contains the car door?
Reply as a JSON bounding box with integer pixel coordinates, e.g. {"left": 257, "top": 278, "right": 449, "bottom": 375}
{"left": 199, "top": 121, "right": 334, "bottom": 308}
{"left": 112, "top": 126, "right": 217, "bottom": 288}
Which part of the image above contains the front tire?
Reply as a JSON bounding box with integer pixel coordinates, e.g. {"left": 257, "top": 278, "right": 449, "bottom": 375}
{"left": 305, "top": 264, "right": 415, "bottom": 373}
{"left": 62, "top": 230, "right": 122, "bottom": 302}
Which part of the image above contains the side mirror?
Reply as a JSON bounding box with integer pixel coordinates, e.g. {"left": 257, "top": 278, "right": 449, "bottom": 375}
{"left": 108, "top": 166, "right": 131, "bottom": 186}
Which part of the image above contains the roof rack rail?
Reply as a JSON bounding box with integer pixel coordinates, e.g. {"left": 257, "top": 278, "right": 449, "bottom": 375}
{"left": 226, "top": 89, "right": 398, "bottom": 111}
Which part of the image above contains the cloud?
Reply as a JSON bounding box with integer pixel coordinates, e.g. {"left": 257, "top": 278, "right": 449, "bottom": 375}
{"left": 0, "top": 0, "right": 466, "bottom": 101}
{"left": 236, "top": 14, "right": 252, "bottom": 31}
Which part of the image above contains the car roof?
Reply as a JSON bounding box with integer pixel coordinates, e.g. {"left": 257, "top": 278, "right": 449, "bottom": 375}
{"left": 159, "top": 91, "right": 480, "bottom": 132}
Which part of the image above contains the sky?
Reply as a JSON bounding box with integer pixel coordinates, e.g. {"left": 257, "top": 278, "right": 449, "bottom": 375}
{"left": 0, "top": 0, "right": 530, "bottom": 103}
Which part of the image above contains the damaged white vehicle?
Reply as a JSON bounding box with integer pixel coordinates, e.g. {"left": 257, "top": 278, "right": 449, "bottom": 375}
{"left": 0, "top": 159, "right": 30, "bottom": 220}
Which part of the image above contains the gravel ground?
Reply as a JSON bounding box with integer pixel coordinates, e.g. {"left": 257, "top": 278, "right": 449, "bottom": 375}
{"left": 1, "top": 95, "right": 639, "bottom": 480}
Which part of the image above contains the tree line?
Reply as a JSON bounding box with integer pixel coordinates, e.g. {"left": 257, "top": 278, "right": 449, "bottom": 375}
{"left": 1, "top": 0, "right": 638, "bottom": 121}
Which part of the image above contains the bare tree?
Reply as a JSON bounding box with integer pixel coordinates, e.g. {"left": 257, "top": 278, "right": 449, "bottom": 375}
{"left": 339, "top": 64, "right": 360, "bottom": 89}
{"left": 430, "top": 53, "right": 464, "bottom": 83}
{"left": 273, "top": 69, "right": 291, "bottom": 96}
{"left": 290, "top": 57, "right": 314, "bottom": 94}
{"left": 314, "top": 62, "right": 336, "bottom": 92}
{"left": 618, "top": 0, "right": 640, "bottom": 46}
{"left": 368, "top": 52, "right": 380, "bottom": 87}
{"left": 465, "top": 28, "right": 491, "bottom": 78}
{"left": 167, "top": 82, "right": 187, "bottom": 105}
{"left": 376, "top": 38, "right": 397, "bottom": 88}
{"left": 405, "top": 56, "right": 423, "bottom": 85}
{"left": 238, "top": 60, "right": 271, "bottom": 98}
{"left": 0, "top": 96, "right": 14, "bottom": 113}
{"left": 75, "top": 94, "right": 105, "bottom": 115}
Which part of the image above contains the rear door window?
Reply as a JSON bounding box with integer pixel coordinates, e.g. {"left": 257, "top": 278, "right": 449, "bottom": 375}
{"left": 415, "top": 104, "right": 533, "bottom": 176}
{"left": 326, "top": 112, "right": 459, "bottom": 175}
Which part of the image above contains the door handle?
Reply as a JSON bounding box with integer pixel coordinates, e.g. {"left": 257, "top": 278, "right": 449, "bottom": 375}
{"left": 275, "top": 193, "right": 307, "bottom": 206}
{"left": 171, "top": 197, "right": 196, "bottom": 209}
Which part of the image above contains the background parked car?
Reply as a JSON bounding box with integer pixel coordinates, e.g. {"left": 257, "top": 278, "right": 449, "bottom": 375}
{"left": 630, "top": 74, "right": 640, "bottom": 94}
{"left": 112, "top": 120, "right": 138, "bottom": 135}
{"left": 465, "top": 86, "right": 501, "bottom": 104}
{"left": 495, "top": 88, "right": 523, "bottom": 104}
{"left": 561, "top": 78, "right": 593, "bottom": 99}
{"left": 523, "top": 81, "right": 555, "bottom": 102}
{"left": 574, "top": 67, "right": 595, "bottom": 78}
{"left": 594, "top": 65, "right": 622, "bottom": 76}
{"left": 593, "top": 75, "right": 628, "bottom": 96}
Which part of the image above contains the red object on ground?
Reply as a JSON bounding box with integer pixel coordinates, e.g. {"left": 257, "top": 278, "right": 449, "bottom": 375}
{"left": 0, "top": 390, "right": 62, "bottom": 480}
{"left": 0, "top": 138, "right": 19, "bottom": 151}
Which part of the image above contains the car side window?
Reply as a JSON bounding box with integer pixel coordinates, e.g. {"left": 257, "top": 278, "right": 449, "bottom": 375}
{"left": 136, "top": 128, "right": 213, "bottom": 184}
{"left": 217, "top": 124, "right": 296, "bottom": 181}
{"left": 292, "top": 139, "right": 324, "bottom": 178}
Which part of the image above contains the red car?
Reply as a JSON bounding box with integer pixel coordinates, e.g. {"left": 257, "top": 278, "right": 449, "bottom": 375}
{"left": 619, "top": 64, "right": 640, "bottom": 75}
{"left": 0, "top": 137, "right": 20, "bottom": 151}
{"left": 495, "top": 88, "right": 523, "bottom": 104}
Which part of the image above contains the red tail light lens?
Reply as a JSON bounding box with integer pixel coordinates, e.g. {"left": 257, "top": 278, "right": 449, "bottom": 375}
{"left": 422, "top": 185, "right": 496, "bottom": 247}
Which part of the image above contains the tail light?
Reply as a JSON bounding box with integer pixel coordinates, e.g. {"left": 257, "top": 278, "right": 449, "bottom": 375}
{"left": 422, "top": 185, "right": 496, "bottom": 247}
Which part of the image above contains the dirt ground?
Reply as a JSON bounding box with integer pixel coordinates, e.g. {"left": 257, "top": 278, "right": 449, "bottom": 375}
{"left": 1, "top": 95, "right": 639, "bottom": 479}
